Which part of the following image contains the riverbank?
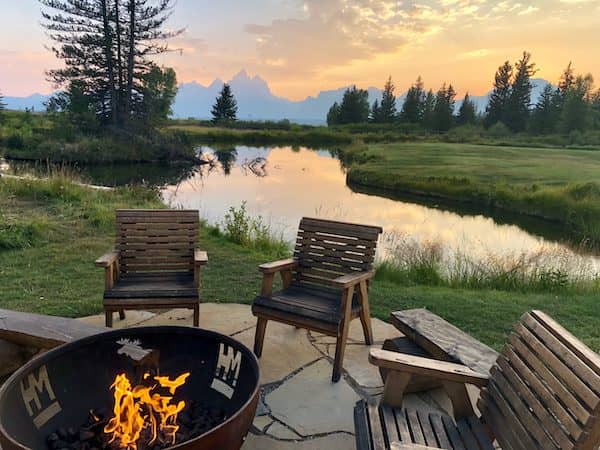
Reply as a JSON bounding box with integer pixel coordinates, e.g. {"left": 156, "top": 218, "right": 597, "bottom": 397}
{"left": 1, "top": 176, "right": 598, "bottom": 351}
{"left": 341, "top": 142, "right": 600, "bottom": 246}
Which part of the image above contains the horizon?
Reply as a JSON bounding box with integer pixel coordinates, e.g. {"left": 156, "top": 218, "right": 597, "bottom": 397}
{"left": 1, "top": 1, "right": 599, "bottom": 100}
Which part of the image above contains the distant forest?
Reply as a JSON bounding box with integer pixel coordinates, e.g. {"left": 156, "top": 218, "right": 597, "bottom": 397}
{"left": 327, "top": 52, "right": 600, "bottom": 137}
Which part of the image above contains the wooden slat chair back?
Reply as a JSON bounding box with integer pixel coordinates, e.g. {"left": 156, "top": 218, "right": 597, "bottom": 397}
{"left": 478, "top": 310, "right": 600, "bottom": 450}
{"left": 293, "top": 217, "right": 380, "bottom": 287}
{"left": 116, "top": 209, "right": 199, "bottom": 275}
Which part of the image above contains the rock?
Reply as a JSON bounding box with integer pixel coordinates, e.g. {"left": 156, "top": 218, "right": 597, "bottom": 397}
{"left": 266, "top": 422, "right": 302, "bottom": 440}
{"left": 76, "top": 310, "right": 155, "bottom": 328}
{"left": 235, "top": 322, "right": 322, "bottom": 384}
{"left": 325, "top": 344, "right": 384, "bottom": 389}
{"left": 243, "top": 433, "right": 355, "bottom": 450}
{"left": 266, "top": 359, "right": 360, "bottom": 435}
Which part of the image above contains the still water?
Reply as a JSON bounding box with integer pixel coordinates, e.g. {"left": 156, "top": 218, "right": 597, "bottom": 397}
{"left": 4, "top": 146, "right": 599, "bottom": 273}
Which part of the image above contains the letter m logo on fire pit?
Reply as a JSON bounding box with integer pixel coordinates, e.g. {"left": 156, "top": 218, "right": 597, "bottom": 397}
{"left": 210, "top": 343, "right": 242, "bottom": 399}
{"left": 20, "top": 365, "right": 62, "bottom": 429}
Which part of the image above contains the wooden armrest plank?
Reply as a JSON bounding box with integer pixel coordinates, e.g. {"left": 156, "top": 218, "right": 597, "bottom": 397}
{"left": 390, "top": 309, "right": 498, "bottom": 376}
{"left": 370, "top": 349, "right": 489, "bottom": 386}
{"left": 0, "top": 309, "right": 108, "bottom": 349}
{"left": 332, "top": 271, "right": 374, "bottom": 288}
{"left": 194, "top": 249, "right": 208, "bottom": 265}
{"left": 95, "top": 250, "right": 119, "bottom": 267}
{"left": 259, "top": 258, "right": 297, "bottom": 274}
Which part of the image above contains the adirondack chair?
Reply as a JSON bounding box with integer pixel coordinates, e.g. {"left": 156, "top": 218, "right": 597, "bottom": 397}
{"left": 251, "top": 217, "right": 383, "bottom": 382}
{"left": 355, "top": 310, "right": 600, "bottom": 450}
{"left": 95, "top": 209, "right": 207, "bottom": 327}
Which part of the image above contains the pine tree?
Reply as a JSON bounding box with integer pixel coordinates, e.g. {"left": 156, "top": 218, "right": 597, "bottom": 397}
{"left": 337, "top": 86, "right": 370, "bottom": 124}
{"left": 457, "top": 93, "right": 476, "bottom": 125}
{"left": 506, "top": 51, "right": 536, "bottom": 132}
{"left": 211, "top": 84, "right": 238, "bottom": 123}
{"left": 422, "top": 89, "right": 435, "bottom": 130}
{"left": 39, "top": 0, "right": 183, "bottom": 127}
{"left": 530, "top": 84, "right": 560, "bottom": 134}
{"left": 558, "top": 62, "right": 575, "bottom": 97}
{"left": 379, "top": 76, "right": 397, "bottom": 123}
{"left": 370, "top": 99, "right": 381, "bottom": 123}
{"left": 484, "top": 61, "right": 512, "bottom": 128}
{"left": 400, "top": 76, "right": 425, "bottom": 123}
{"left": 432, "top": 84, "right": 456, "bottom": 132}
{"left": 0, "top": 90, "right": 5, "bottom": 112}
{"left": 327, "top": 102, "right": 341, "bottom": 126}
{"left": 560, "top": 74, "right": 594, "bottom": 133}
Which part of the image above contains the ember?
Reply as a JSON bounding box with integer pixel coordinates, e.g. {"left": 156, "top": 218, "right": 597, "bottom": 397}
{"left": 46, "top": 401, "right": 227, "bottom": 450}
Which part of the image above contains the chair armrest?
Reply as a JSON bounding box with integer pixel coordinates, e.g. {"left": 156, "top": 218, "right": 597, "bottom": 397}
{"left": 332, "top": 271, "right": 374, "bottom": 288}
{"left": 95, "top": 251, "right": 119, "bottom": 268}
{"left": 194, "top": 249, "right": 208, "bottom": 266}
{"left": 369, "top": 349, "right": 489, "bottom": 387}
{"left": 259, "top": 258, "right": 298, "bottom": 274}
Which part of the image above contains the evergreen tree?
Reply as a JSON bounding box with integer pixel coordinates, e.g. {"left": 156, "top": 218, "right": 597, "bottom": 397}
{"left": 484, "top": 61, "right": 512, "bottom": 128}
{"left": 506, "top": 51, "right": 536, "bottom": 132}
{"left": 337, "top": 86, "right": 370, "bottom": 124}
{"left": 457, "top": 93, "right": 476, "bottom": 125}
{"left": 400, "top": 76, "right": 425, "bottom": 123}
{"left": 327, "top": 102, "right": 341, "bottom": 126}
{"left": 530, "top": 84, "right": 560, "bottom": 134}
{"left": 39, "top": 0, "right": 183, "bottom": 128}
{"left": 422, "top": 89, "right": 436, "bottom": 130}
{"left": 211, "top": 83, "right": 238, "bottom": 123}
{"left": 432, "top": 84, "right": 456, "bottom": 132}
{"left": 379, "top": 76, "right": 397, "bottom": 123}
{"left": 560, "top": 74, "right": 594, "bottom": 133}
{"left": 215, "top": 148, "right": 238, "bottom": 175}
{"left": 369, "top": 99, "right": 382, "bottom": 123}
{"left": 140, "top": 66, "right": 178, "bottom": 125}
{"left": 558, "top": 62, "right": 575, "bottom": 98}
{"left": 0, "top": 90, "right": 5, "bottom": 123}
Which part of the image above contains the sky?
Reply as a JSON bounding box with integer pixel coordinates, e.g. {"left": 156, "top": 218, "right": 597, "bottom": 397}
{"left": 1, "top": 0, "right": 599, "bottom": 100}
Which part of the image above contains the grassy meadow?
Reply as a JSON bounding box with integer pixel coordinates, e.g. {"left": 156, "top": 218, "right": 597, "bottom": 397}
{"left": 342, "top": 142, "right": 600, "bottom": 244}
{"left": 0, "top": 176, "right": 598, "bottom": 352}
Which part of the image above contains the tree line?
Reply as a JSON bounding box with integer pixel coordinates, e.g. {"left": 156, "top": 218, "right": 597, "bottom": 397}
{"left": 39, "top": 0, "right": 182, "bottom": 130}
{"left": 327, "top": 52, "right": 600, "bottom": 135}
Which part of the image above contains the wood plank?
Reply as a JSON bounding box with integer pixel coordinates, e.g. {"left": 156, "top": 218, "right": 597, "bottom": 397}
{"left": 466, "top": 416, "right": 494, "bottom": 450}
{"left": 455, "top": 419, "right": 480, "bottom": 450}
{"left": 417, "top": 410, "right": 438, "bottom": 447}
{"left": 390, "top": 309, "right": 498, "bottom": 376}
{"left": 300, "top": 217, "right": 383, "bottom": 237}
{"left": 395, "top": 408, "right": 413, "bottom": 443}
{"left": 441, "top": 415, "right": 466, "bottom": 450}
{"left": 0, "top": 309, "right": 108, "bottom": 349}
{"left": 354, "top": 401, "right": 373, "bottom": 450}
{"left": 367, "top": 402, "right": 387, "bottom": 450}
{"left": 369, "top": 349, "right": 489, "bottom": 386}
{"left": 381, "top": 405, "right": 401, "bottom": 445}
{"left": 429, "top": 414, "right": 452, "bottom": 449}
{"left": 406, "top": 409, "right": 426, "bottom": 445}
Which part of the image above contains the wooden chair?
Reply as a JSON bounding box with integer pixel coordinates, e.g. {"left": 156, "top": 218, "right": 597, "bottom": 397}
{"left": 251, "top": 217, "right": 383, "bottom": 382}
{"left": 355, "top": 310, "right": 600, "bottom": 449}
{"left": 95, "top": 209, "right": 207, "bottom": 327}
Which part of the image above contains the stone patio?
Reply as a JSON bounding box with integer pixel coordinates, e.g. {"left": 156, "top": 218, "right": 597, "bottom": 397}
{"left": 77, "top": 304, "right": 459, "bottom": 450}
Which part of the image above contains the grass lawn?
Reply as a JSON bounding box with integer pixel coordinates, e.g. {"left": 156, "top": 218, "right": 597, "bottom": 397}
{"left": 344, "top": 142, "right": 600, "bottom": 243}
{"left": 1, "top": 176, "right": 598, "bottom": 352}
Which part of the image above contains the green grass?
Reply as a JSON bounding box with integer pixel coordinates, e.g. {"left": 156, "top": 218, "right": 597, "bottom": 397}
{"left": 342, "top": 142, "right": 600, "bottom": 244}
{"left": 1, "top": 176, "right": 599, "bottom": 352}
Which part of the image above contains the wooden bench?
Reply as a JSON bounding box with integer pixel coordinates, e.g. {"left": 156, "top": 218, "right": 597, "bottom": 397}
{"left": 96, "top": 209, "right": 208, "bottom": 327}
{"left": 355, "top": 310, "right": 600, "bottom": 449}
{"left": 0, "top": 308, "right": 107, "bottom": 349}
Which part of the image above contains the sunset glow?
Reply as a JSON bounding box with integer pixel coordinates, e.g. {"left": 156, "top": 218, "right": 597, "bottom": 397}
{"left": 1, "top": 0, "right": 598, "bottom": 99}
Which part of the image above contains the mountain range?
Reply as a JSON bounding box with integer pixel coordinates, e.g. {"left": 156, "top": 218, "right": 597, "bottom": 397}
{"left": 3, "top": 70, "right": 551, "bottom": 125}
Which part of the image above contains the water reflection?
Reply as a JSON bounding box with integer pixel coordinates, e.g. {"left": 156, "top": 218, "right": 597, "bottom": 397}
{"left": 161, "top": 146, "right": 599, "bottom": 272}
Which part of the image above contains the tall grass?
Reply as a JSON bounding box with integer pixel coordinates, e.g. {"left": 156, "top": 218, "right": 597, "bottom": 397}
{"left": 376, "top": 232, "right": 599, "bottom": 293}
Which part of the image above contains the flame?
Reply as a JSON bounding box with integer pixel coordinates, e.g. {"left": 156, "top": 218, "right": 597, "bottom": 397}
{"left": 103, "top": 372, "right": 191, "bottom": 450}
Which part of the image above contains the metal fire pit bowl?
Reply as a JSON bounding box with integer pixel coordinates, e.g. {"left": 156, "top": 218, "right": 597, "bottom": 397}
{"left": 0, "top": 326, "right": 260, "bottom": 450}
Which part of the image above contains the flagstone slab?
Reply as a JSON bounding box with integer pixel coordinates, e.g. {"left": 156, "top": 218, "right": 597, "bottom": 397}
{"left": 76, "top": 310, "right": 155, "bottom": 328}
{"left": 243, "top": 433, "right": 356, "bottom": 450}
{"left": 235, "top": 323, "right": 322, "bottom": 384}
{"left": 252, "top": 414, "right": 274, "bottom": 432}
{"left": 327, "top": 344, "right": 383, "bottom": 389}
{"left": 266, "top": 421, "right": 303, "bottom": 440}
{"left": 266, "top": 359, "right": 361, "bottom": 435}
{"left": 310, "top": 317, "right": 399, "bottom": 345}
{"left": 132, "top": 304, "right": 256, "bottom": 337}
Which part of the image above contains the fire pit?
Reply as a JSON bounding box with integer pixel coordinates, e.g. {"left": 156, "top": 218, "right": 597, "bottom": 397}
{"left": 0, "top": 326, "right": 260, "bottom": 450}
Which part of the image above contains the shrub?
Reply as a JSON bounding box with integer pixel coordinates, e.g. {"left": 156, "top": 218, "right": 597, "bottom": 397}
{"left": 487, "top": 122, "right": 511, "bottom": 138}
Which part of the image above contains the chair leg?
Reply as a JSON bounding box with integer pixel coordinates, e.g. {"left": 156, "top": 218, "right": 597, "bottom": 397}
{"left": 105, "top": 310, "right": 113, "bottom": 328}
{"left": 119, "top": 309, "right": 126, "bottom": 321}
{"left": 193, "top": 304, "right": 200, "bottom": 327}
{"left": 254, "top": 317, "right": 268, "bottom": 358}
{"left": 358, "top": 282, "right": 373, "bottom": 345}
{"left": 332, "top": 327, "right": 350, "bottom": 383}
